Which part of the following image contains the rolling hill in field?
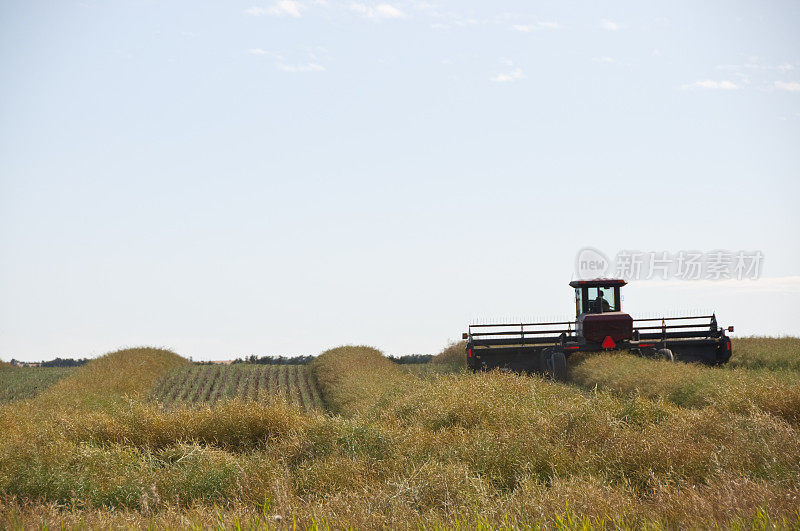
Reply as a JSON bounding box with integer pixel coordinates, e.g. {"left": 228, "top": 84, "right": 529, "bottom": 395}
{"left": 150, "top": 363, "right": 324, "bottom": 411}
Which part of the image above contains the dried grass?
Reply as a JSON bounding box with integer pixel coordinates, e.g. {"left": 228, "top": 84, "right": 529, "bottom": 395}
{"left": 569, "top": 351, "right": 800, "bottom": 423}
{"left": 1, "top": 342, "right": 799, "bottom": 528}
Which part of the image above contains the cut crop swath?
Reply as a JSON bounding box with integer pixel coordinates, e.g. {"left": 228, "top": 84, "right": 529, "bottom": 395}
{"left": 151, "top": 363, "right": 324, "bottom": 412}
{"left": 0, "top": 366, "right": 75, "bottom": 403}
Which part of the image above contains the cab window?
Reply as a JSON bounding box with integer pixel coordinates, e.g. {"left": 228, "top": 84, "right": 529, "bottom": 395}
{"left": 587, "top": 287, "right": 617, "bottom": 312}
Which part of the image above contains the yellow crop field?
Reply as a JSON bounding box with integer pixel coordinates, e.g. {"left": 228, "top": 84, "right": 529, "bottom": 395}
{"left": 1, "top": 338, "right": 799, "bottom": 529}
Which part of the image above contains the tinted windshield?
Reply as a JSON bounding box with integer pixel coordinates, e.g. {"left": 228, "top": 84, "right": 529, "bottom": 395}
{"left": 587, "top": 287, "right": 617, "bottom": 312}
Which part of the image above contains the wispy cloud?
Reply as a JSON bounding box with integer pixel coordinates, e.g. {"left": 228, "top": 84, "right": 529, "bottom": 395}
{"left": 431, "top": 18, "right": 478, "bottom": 29}
{"left": 512, "top": 21, "right": 560, "bottom": 32}
{"left": 249, "top": 48, "right": 326, "bottom": 73}
{"left": 600, "top": 19, "right": 620, "bottom": 30}
{"left": 775, "top": 81, "right": 800, "bottom": 92}
{"left": 245, "top": 1, "right": 304, "bottom": 17}
{"left": 349, "top": 3, "right": 407, "bottom": 19}
{"left": 249, "top": 48, "right": 281, "bottom": 58}
{"left": 681, "top": 80, "right": 739, "bottom": 90}
{"left": 491, "top": 61, "right": 524, "bottom": 83}
{"left": 717, "top": 59, "right": 797, "bottom": 73}
{"left": 713, "top": 60, "right": 799, "bottom": 90}
{"left": 424, "top": 6, "right": 479, "bottom": 30}
{"left": 277, "top": 62, "right": 326, "bottom": 72}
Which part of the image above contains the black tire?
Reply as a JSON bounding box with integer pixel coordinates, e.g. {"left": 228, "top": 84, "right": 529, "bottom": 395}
{"left": 539, "top": 349, "right": 550, "bottom": 373}
{"left": 541, "top": 348, "right": 567, "bottom": 382}
{"left": 550, "top": 351, "right": 567, "bottom": 381}
{"left": 656, "top": 348, "right": 674, "bottom": 362}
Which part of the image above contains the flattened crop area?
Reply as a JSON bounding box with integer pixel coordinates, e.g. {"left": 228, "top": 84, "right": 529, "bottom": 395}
{"left": 151, "top": 364, "right": 324, "bottom": 412}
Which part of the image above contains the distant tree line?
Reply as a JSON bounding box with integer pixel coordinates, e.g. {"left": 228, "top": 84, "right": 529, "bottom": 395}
{"left": 229, "top": 355, "right": 317, "bottom": 365}
{"left": 40, "top": 357, "right": 90, "bottom": 367}
{"left": 9, "top": 357, "right": 90, "bottom": 367}
{"left": 206, "top": 353, "right": 434, "bottom": 365}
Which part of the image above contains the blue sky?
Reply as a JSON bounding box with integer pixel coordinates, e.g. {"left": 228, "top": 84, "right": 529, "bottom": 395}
{"left": 1, "top": 0, "right": 799, "bottom": 361}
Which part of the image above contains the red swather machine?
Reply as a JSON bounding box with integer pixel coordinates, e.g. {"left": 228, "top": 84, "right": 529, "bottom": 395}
{"left": 464, "top": 279, "right": 733, "bottom": 380}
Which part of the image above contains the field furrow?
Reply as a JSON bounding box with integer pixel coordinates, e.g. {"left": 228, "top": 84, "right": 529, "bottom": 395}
{"left": 0, "top": 366, "right": 75, "bottom": 403}
{"left": 290, "top": 365, "right": 305, "bottom": 410}
{"left": 175, "top": 367, "right": 198, "bottom": 402}
{"left": 162, "top": 369, "right": 189, "bottom": 406}
{"left": 200, "top": 366, "right": 221, "bottom": 402}
{"left": 281, "top": 365, "right": 290, "bottom": 399}
{"left": 256, "top": 366, "right": 268, "bottom": 400}
{"left": 250, "top": 368, "right": 261, "bottom": 399}
{"left": 208, "top": 366, "right": 224, "bottom": 403}
{"left": 238, "top": 367, "right": 250, "bottom": 399}
{"left": 271, "top": 365, "right": 280, "bottom": 396}
{"left": 294, "top": 365, "right": 309, "bottom": 411}
{"left": 228, "top": 366, "right": 244, "bottom": 400}
{"left": 150, "top": 362, "right": 323, "bottom": 412}
{"left": 306, "top": 367, "right": 325, "bottom": 409}
{"left": 188, "top": 367, "right": 210, "bottom": 404}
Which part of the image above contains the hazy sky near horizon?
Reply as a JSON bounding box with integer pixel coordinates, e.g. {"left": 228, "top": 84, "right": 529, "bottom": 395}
{"left": 1, "top": 0, "right": 799, "bottom": 361}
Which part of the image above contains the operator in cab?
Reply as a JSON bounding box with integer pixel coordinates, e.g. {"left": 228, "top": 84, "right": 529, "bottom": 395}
{"left": 594, "top": 289, "right": 612, "bottom": 313}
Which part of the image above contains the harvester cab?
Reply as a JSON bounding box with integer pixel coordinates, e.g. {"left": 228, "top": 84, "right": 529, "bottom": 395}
{"left": 570, "top": 279, "right": 633, "bottom": 350}
{"left": 464, "top": 278, "right": 733, "bottom": 381}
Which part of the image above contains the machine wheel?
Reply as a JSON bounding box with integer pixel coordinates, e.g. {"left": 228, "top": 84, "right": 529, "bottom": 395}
{"left": 551, "top": 351, "right": 568, "bottom": 381}
{"left": 656, "top": 348, "right": 674, "bottom": 362}
{"left": 542, "top": 349, "right": 568, "bottom": 382}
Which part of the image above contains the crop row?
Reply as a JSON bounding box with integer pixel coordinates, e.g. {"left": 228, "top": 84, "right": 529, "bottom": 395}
{"left": 151, "top": 364, "right": 324, "bottom": 412}
{"left": 0, "top": 366, "right": 75, "bottom": 403}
